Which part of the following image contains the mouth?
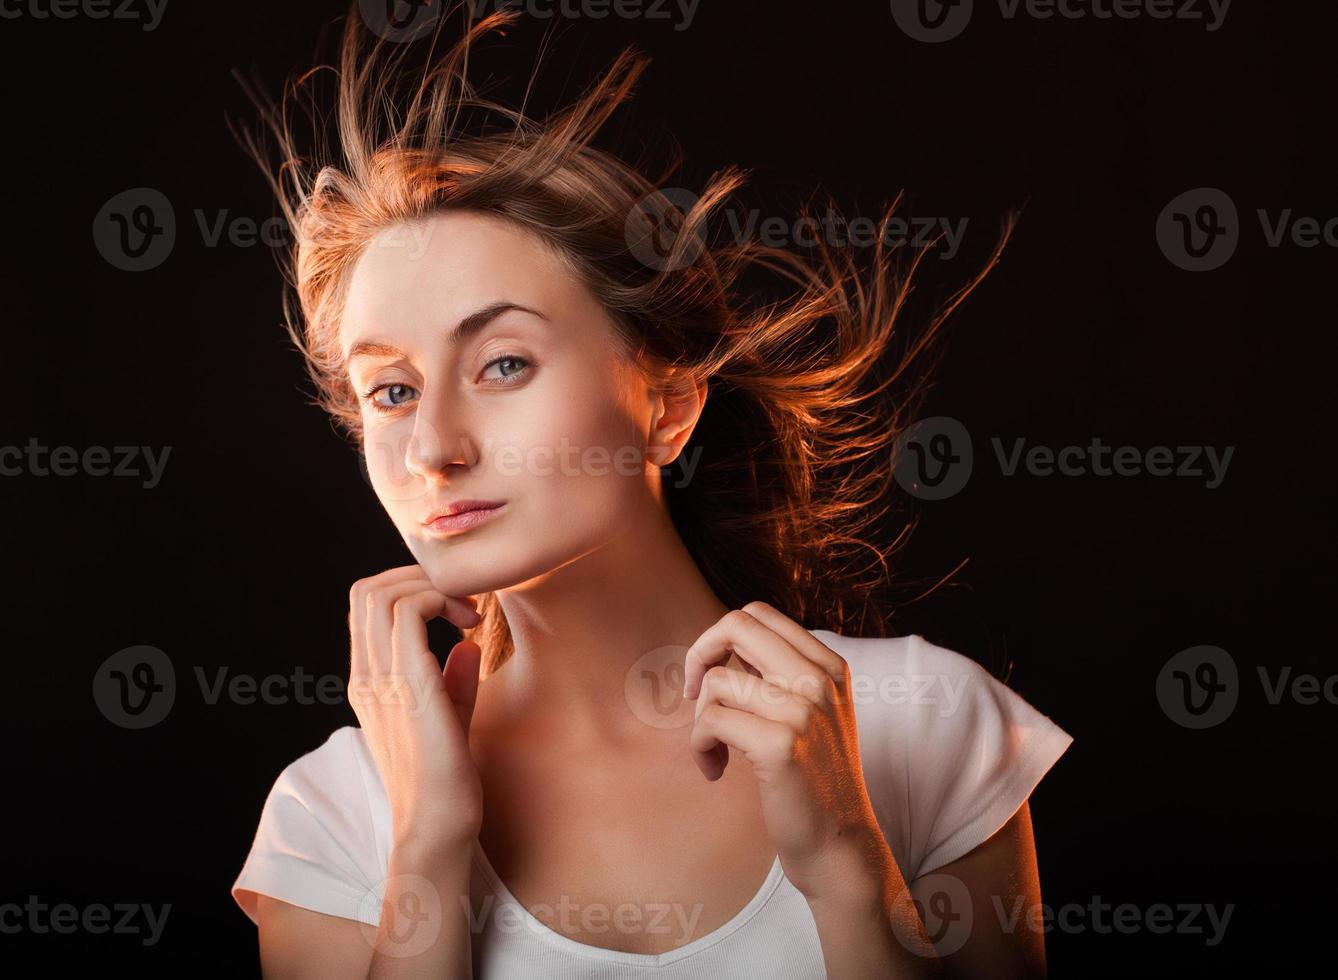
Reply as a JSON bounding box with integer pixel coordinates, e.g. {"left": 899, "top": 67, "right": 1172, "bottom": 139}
{"left": 421, "top": 500, "right": 507, "bottom": 535}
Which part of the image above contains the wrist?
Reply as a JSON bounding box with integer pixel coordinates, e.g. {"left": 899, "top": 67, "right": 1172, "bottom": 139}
{"left": 391, "top": 829, "right": 476, "bottom": 874}
{"left": 805, "top": 824, "right": 904, "bottom": 910}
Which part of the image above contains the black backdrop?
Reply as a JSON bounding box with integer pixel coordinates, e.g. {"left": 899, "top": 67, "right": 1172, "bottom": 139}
{"left": 2, "top": 1, "right": 1332, "bottom": 974}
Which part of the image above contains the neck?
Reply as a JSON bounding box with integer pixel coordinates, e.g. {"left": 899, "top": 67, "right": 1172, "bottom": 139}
{"left": 485, "top": 499, "right": 731, "bottom": 746}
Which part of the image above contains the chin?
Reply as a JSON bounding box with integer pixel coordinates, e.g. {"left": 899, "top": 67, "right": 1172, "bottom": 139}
{"left": 402, "top": 533, "right": 528, "bottom": 598}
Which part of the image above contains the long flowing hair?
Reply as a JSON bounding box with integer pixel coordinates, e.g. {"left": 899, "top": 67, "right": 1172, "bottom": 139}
{"left": 233, "top": 1, "right": 1016, "bottom": 677}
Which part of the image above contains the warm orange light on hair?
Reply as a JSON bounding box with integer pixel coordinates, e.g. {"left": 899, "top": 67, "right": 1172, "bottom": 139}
{"left": 233, "top": 1, "right": 1016, "bottom": 675}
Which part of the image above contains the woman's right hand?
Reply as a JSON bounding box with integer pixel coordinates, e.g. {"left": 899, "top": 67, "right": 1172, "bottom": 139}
{"left": 347, "top": 564, "right": 485, "bottom": 856}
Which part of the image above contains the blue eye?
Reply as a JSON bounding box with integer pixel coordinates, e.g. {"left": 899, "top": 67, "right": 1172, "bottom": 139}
{"left": 363, "top": 382, "right": 418, "bottom": 412}
{"left": 483, "top": 354, "right": 531, "bottom": 385}
{"left": 360, "top": 355, "right": 529, "bottom": 414}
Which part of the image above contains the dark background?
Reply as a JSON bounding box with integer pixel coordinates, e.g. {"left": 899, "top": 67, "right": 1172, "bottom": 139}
{"left": 2, "top": 0, "right": 1332, "bottom": 974}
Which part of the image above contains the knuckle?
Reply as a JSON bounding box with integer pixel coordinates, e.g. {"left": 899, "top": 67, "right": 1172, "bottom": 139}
{"left": 814, "top": 670, "right": 839, "bottom": 701}
{"left": 723, "top": 608, "right": 751, "bottom": 629}
{"left": 830, "top": 657, "right": 852, "bottom": 690}
{"left": 741, "top": 600, "right": 773, "bottom": 617}
{"left": 701, "top": 664, "right": 730, "bottom": 688}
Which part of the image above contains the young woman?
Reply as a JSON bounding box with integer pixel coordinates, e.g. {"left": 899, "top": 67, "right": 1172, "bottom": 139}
{"left": 230, "top": 4, "right": 1072, "bottom": 977}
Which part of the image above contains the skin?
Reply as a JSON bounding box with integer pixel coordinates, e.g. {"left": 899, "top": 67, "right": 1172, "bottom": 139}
{"left": 254, "top": 210, "right": 1052, "bottom": 978}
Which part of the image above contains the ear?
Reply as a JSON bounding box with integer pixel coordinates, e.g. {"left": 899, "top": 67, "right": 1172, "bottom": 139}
{"left": 648, "top": 368, "right": 707, "bottom": 469}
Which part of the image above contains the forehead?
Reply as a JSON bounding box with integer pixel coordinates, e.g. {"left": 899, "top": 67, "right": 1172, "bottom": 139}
{"left": 339, "top": 210, "right": 574, "bottom": 352}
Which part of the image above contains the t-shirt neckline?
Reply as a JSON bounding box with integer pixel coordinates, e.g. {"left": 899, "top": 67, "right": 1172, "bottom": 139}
{"left": 469, "top": 838, "right": 787, "bottom": 966}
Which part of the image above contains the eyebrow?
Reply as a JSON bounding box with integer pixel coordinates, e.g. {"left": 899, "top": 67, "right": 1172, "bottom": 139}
{"left": 345, "top": 301, "right": 548, "bottom": 363}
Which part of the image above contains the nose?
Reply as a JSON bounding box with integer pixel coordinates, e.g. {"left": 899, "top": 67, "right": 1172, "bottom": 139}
{"left": 404, "top": 389, "right": 476, "bottom": 482}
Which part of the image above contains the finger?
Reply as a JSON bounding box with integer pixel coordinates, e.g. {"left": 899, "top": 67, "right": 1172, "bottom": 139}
{"left": 366, "top": 578, "right": 437, "bottom": 676}
{"left": 738, "top": 601, "right": 848, "bottom": 681}
{"left": 389, "top": 589, "right": 456, "bottom": 681}
{"left": 695, "top": 665, "right": 811, "bottom": 731}
{"left": 349, "top": 566, "right": 429, "bottom": 676}
{"left": 691, "top": 668, "right": 809, "bottom": 780}
{"left": 367, "top": 578, "right": 481, "bottom": 676}
{"left": 682, "top": 609, "right": 819, "bottom": 702}
{"left": 396, "top": 564, "right": 482, "bottom": 626}
{"left": 689, "top": 703, "right": 789, "bottom": 781}
{"left": 436, "top": 592, "right": 484, "bottom": 630}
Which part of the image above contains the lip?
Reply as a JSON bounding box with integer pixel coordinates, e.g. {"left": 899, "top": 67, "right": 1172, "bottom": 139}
{"left": 421, "top": 500, "right": 507, "bottom": 535}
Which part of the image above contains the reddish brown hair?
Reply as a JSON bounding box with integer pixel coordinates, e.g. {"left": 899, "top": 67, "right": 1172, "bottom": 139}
{"left": 234, "top": 1, "right": 1015, "bottom": 676}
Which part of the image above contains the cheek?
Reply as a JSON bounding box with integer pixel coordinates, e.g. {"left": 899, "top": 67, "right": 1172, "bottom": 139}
{"left": 496, "top": 369, "right": 649, "bottom": 521}
{"left": 363, "top": 421, "right": 429, "bottom": 511}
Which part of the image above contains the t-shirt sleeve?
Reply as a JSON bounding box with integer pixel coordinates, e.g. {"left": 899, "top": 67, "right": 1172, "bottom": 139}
{"left": 886, "top": 634, "right": 1073, "bottom": 881}
{"left": 850, "top": 631, "right": 1070, "bottom": 883}
{"left": 231, "top": 726, "right": 385, "bottom": 927}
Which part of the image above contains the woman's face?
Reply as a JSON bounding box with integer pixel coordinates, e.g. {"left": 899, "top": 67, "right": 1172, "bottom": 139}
{"left": 339, "top": 210, "right": 660, "bottom": 597}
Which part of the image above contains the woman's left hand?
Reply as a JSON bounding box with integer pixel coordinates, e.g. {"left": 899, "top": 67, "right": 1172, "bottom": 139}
{"left": 682, "top": 601, "right": 895, "bottom": 904}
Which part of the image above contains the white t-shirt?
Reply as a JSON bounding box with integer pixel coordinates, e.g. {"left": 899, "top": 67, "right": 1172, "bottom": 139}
{"left": 232, "top": 631, "right": 1073, "bottom": 978}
